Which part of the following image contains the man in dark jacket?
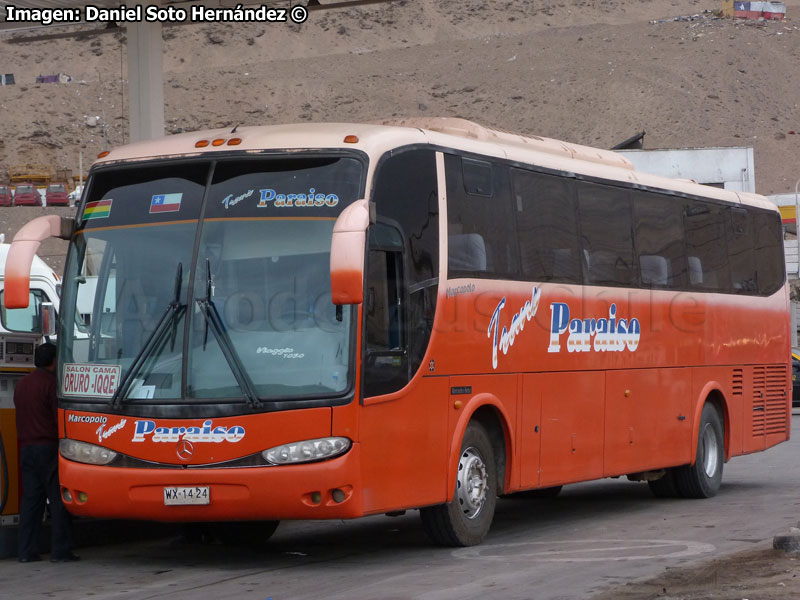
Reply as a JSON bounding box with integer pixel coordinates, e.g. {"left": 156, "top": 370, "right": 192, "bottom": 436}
{"left": 14, "top": 342, "right": 78, "bottom": 562}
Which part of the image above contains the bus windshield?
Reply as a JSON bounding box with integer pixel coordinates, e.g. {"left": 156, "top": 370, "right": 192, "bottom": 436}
{"left": 59, "top": 155, "right": 363, "bottom": 404}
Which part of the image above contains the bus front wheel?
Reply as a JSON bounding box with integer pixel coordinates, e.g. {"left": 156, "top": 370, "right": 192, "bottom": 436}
{"left": 675, "top": 403, "right": 724, "bottom": 498}
{"left": 420, "top": 422, "right": 497, "bottom": 547}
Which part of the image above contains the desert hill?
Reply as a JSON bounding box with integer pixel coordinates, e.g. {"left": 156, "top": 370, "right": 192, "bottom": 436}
{"left": 2, "top": 0, "right": 800, "bottom": 269}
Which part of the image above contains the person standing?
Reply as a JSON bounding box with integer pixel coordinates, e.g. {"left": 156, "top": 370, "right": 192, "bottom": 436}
{"left": 14, "top": 342, "right": 78, "bottom": 562}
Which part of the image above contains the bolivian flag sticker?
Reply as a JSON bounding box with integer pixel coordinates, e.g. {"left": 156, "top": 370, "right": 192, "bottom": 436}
{"left": 83, "top": 199, "right": 112, "bottom": 220}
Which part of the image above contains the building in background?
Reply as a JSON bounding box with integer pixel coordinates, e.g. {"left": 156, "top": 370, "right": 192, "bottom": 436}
{"left": 617, "top": 146, "right": 755, "bottom": 192}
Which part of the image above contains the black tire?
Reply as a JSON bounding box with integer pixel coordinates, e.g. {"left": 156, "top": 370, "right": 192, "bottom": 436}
{"left": 647, "top": 469, "right": 682, "bottom": 498}
{"left": 675, "top": 403, "right": 724, "bottom": 498}
{"left": 420, "top": 422, "right": 497, "bottom": 547}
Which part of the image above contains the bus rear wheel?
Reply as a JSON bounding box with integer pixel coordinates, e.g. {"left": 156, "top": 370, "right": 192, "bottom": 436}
{"left": 675, "top": 403, "right": 724, "bottom": 498}
{"left": 420, "top": 422, "right": 497, "bottom": 547}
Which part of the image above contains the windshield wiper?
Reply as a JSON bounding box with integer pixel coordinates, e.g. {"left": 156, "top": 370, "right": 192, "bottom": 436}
{"left": 110, "top": 263, "right": 185, "bottom": 408}
{"left": 196, "top": 259, "right": 262, "bottom": 408}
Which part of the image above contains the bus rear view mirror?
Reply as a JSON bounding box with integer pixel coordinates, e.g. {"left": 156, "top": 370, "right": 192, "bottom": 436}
{"left": 330, "top": 199, "right": 370, "bottom": 305}
{"left": 4, "top": 215, "right": 74, "bottom": 309}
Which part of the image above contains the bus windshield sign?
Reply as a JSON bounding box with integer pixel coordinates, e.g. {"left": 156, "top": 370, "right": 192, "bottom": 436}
{"left": 62, "top": 363, "right": 121, "bottom": 398}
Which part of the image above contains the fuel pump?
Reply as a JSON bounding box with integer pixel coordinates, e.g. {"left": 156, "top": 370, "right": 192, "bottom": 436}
{"left": 0, "top": 339, "right": 37, "bottom": 557}
{"left": 0, "top": 235, "right": 63, "bottom": 556}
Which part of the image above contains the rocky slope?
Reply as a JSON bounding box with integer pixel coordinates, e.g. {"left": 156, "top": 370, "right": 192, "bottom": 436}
{"left": 2, "top": 0, "right": 800, "bottom": 270}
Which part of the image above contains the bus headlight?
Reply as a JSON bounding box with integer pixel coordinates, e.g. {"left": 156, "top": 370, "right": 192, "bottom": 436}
{"left": 60, "top": 439, "right": 118, "bottom": 465}
{"left": 262, "top": 437, "right": 351, "bottom": 465}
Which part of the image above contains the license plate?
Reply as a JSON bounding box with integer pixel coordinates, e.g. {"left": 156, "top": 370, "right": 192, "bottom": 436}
{"left": 163, "top": 486, "right": 210, "bottom": 506}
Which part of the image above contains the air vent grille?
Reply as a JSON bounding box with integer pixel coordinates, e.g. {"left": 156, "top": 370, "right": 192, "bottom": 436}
{"left": 732, "top": 368, "right": 743, "bottom": 397}
{"left": 752, "top": 365, "right": 787, "bottom": 436}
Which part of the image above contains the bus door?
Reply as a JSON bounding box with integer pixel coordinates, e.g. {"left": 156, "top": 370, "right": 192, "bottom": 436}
{"left": 358, "top": 148, "right": 448, "bottom": 514}
{"left": 359, "top": 219, "right": 449, "bottom": 513}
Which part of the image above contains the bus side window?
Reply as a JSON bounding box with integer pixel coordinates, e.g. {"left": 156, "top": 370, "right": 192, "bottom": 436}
{"left": 576, "top": 182, "right": 635, "bottom": 287}
{"left": 639, "top": 255, "right": 669, "bottom": 287}
{"left": 688, "top": 256, "right": 705, "bottom": 286}
{"left": 684, "top": 201, "right": 730, "bottom": 292}
{"left": 511, "top": 168, "right": 580, "bottom": 284}
{"left": 364, "top": 223, "right": 407, "bottom": 397}
{"left": 448, "top": 234, "right": 487, "bottom": 272}
{"left": 366, "top": 249, "right": 403, "bottom": 351}
{"left": 632, "top": 189, "right": 687, "bottom": 289}
{"left": 752, "top": 210, "right": 785, "bottom": 296}
{"left": 446, "top": 154, "right": 518, "bottom": 279}
{"left": 727, "top": 207, "right": 757, "bottom": 294}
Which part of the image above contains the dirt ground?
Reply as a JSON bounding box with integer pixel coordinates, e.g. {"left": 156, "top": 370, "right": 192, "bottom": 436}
{"left": 593, "top": 545, "right": 800, "bottom": 600}
{"left": 4, "top": 0, "right": 800, "bottom": 273}
{"left": 3, "top": 0, "right": 800, "bottom": 196}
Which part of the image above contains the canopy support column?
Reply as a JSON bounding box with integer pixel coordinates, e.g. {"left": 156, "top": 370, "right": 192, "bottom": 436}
{"left": 127, "top": 21, "right": 165, "bottom": 142}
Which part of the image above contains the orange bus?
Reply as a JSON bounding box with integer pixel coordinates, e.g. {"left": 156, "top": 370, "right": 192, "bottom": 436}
{"left": 2, "top": 118, "right": 790, "bottom": 546}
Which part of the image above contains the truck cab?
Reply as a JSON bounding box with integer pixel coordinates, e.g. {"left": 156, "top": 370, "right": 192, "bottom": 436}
{"left": 0, "top": 241, "right": 61, "bottom": 335}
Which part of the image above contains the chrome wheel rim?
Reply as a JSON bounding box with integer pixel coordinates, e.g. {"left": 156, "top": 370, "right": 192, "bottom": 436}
{"left": 456, "top": 447, "right": 488, "bottom": 520}
{"left": 702, "top": 423, "right": 719, "bottom": 478}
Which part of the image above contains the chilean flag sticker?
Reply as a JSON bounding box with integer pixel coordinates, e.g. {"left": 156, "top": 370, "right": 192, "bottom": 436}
{"left": 734, "top": 1, "right": 786, "bottom": 20}
{"left": 150, "top": 193, "right": 182, "bottom": 214}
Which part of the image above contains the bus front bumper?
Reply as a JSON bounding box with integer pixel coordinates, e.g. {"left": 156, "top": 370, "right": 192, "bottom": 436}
{"left": 58, "top": 444, "right": 364, "bottom": 521}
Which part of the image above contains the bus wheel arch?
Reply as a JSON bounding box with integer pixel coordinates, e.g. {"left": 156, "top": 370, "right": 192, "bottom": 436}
{"left": 420, "top": 398, "right": 512, "bottom": 546}
{"left": 677, "top": 397, "right": 726, "bottom": 498}
{"left": 447, "top": 397, "right": 513, "bottom": 499}
{"left": 692, "top": 384, "right": 731, "bottom": 462}
{"left": 470, "top": 404, "right": 510, "bottom": 497}
{"left": 421, "top": 419, "right": 498, "bottom": 546}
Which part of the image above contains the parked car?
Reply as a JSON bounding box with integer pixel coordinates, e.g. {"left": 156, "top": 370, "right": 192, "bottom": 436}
{"left": 45, "top": 182, "right": 68, "bottom": 206}
{"left": 793, "top": 349, "right": 800, "bottom": 408}
{"left": 0, "top": 185, "right": 11, "bottom": 206}
{"left": 13, "top": 183, "right": 41, "bottom": 206}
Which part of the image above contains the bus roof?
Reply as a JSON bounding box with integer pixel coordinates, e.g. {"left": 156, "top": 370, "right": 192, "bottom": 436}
{"left": 94, "top": 118, "right": 775, "bottom": 213}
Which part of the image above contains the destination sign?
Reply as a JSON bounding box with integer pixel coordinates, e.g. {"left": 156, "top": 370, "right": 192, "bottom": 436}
{"left": 63, "top": 363, "right": 121, "bottom": 398}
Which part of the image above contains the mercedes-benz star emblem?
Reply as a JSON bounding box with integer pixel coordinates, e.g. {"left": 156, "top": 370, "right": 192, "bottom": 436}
{"left": 176, "top": 439, "right": 194, "bottom": 461}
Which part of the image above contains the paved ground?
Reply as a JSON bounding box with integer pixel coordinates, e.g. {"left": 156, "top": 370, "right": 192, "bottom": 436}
{"left": 1, "top": 411, "right": 798, "bottom": 600}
